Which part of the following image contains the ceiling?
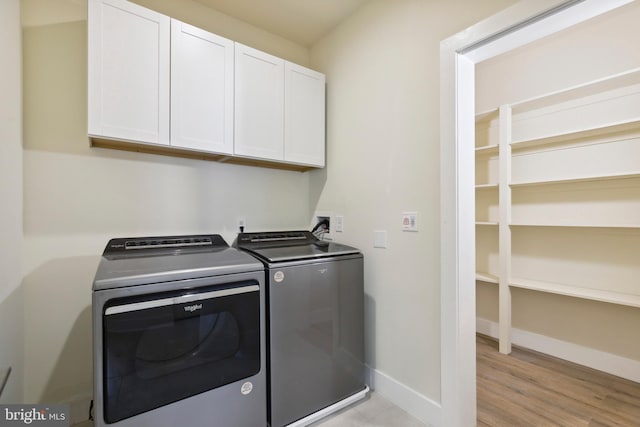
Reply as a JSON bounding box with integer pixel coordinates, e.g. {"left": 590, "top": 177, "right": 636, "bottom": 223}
{"left": 193, "top": 0, "right": 370, "bottom": 47}
{"left": 21, "top": 0, "right": 369, "bottom": 47}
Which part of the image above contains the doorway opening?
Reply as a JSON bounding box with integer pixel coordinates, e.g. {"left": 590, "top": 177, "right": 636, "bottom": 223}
{"left": 439, "top": 1, "right": 635, "bottom": 425}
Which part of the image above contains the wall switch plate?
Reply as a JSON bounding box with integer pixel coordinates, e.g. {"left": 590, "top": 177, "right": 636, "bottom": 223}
{"left": 402, "top": 212, "right": 418, "bottom": 232}
{"left": 335, "top": 215, "right": 344, "bottom": 232}
{"left": 373, "top": 230, "right": 387, "bottom": 248}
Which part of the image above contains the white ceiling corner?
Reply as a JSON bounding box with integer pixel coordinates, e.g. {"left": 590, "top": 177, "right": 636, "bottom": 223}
{"left": 192, "top": 0, "right": 370, "bottom": 47}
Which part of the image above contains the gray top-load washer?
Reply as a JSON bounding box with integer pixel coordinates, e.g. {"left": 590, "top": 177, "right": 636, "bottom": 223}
{"left": 92, "top": 234, "right": 266, "bottom": 427}
{"left": 236, "top": 231, "right": 367, "bottom": 427}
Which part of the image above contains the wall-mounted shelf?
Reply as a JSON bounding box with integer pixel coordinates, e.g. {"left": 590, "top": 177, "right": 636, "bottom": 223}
{"left": 510, "top": 171, "right": 640, "bottom": 187}
{"left": 510, "top": 120, "right": 640, "bottom": 151}
{"left": 475, "top": 69, "right": 640, "bottom": 355}
{"left": 475, "top": 183, "right": 499, "bottom": 190}
{"left": 476, "top": 108, "right": 499, "bottom": 121}
{"left": 475, "top": 109, "right": 499, "bottom": 150}
{"left": 475, "top": 144, "right": 499, "bottom": 155}
{"left": 476, "top": 272, "right": 498, "bottom": 284}
{"left": 511, "top": 81, "right": 640, "bottom": 146}
{"left": 510, "top": 223, "right": 640, "bottom": 229}
{"left": 510, "top": 278, "right": 640, "bottom": 309}
{"left": 511, "top": 67, "right": 640, "bottom": 114}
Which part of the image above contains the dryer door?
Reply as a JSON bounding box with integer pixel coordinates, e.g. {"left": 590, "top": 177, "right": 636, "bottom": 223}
{"left": 102, "top": 281, "right": 260, "bottom": 423}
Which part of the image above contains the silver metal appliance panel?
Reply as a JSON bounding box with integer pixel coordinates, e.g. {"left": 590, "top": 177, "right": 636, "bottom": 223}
{"left": 93, "top": 247, "right": 262, "bottom": 290}
{"left": 245, "top": 242, "right": 360, "bottom": 263}
{"left": 267, "top": 254, "right": 365, "bottom": 427}
{"left": 92, "top": 270, "right": 267, "bottom": 427}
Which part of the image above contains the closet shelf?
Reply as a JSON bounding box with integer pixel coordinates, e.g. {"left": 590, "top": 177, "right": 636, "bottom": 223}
{"left": 475, "top": 144, "right": 499, "bottom": 155}
{"left": 510, "top": 119, "right": 640, "bottom": 150}
{"left": 510, "top": 223, "right": 640, "bottom": 229}
{"left": 476, "top": 272, "right": 498, "bottom": 284}
{"left": 509, "top": 277, "right": 640, "bottom": 309}
{"left": 475, "top": 108, "right": 499, "bottom": 122}
{"left": 475, "top": 183, "right": 499, "bottom": 189}
{"left": 510, "top": 171, "right": 640, "bottom": 187}
{"left": 511, "top": 67, "right": 640, "bottom": 114}
{"left": 475, "top": 68, "right": 640, "bottom": 355}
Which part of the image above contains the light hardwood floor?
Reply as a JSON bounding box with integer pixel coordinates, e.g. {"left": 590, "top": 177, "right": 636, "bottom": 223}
{"left": 477, "top": 334, "right": 640, "bottom": 426}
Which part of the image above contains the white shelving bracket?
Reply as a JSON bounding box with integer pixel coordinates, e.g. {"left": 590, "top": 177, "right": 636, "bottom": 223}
{"left": 498, "top": 104, "right": 513, "bottom": 355}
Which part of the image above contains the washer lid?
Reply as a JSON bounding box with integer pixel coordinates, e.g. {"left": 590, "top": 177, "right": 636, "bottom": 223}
{"left": 236, "top": 231, "right": 360, "bottom": 263}
{"left": 93, "top": 235, "right": 263, "bottom": 291}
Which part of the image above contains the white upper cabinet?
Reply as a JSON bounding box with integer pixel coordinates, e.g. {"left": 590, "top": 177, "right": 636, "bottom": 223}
{"left": 234, "top": 43, "right": 326, "bottom": 167}
{"left": 285, "top": 62, "right": 326, "bottom": 167}
{"left": 234, "top": 43, "right": 285, "bottom": 161}
{"left": 88, "top": 0, "right": 326, "bottom": 169}
{"left": 88, "top": 0, "right": 170, "bottom": 145}
{"left": 170, "top": 19, "right": 234, "bottom": 154}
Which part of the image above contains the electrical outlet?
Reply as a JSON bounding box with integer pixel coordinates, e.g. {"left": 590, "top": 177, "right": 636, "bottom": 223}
{"left": 237, "top": 217, "right": 246, "bottom": 232}
{"left": 335, "top": 215, "right": 344, "bottom": 232}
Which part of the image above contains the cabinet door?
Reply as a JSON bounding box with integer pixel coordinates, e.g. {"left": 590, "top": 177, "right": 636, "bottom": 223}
{"left": 171, "top": 20, "right": 234, "bottom": 154}
{"left": 234, "top": 43, "right": 284, "bottom": 161}
{"left": 284, "top": 63, "right": 326, "bottom": 167}
{"left": 88, "top": 0, "right": 170, "bottom": 145}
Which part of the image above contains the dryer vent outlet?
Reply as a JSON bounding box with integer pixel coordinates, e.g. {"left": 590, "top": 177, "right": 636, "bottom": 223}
{"left": 314, "top": 216, "right": 330, "bottom": 234}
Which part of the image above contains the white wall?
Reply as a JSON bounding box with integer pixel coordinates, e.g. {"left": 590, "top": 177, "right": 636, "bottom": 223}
{"left": 476, "top": 1, "right": 640, "bottom": 113}
{"left": 0, "top": 0, "right": 24, "bottom": 404}
{"left": 476, "top": 1, "right": 640, "bottom": 361}
{"left": 309, "top": 0, "right": 516, "bottom": 409}
{"left": 132, "top": 0, "right": 310, "bottom": 66}
{"left": 21, "top": 0, "right": 312, "bottom": 407}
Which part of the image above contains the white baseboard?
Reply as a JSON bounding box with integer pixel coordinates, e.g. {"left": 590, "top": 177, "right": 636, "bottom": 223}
{"left": 366, "top": 365, "right": 441, "bottom": 427}
{"left": 476, "top": 317, "right": 640, "bottom": 383}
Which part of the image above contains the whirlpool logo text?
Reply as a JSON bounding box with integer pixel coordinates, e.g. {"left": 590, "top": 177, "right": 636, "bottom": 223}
{"left": 183, "top": 303, "right": 203, "bottom": 313}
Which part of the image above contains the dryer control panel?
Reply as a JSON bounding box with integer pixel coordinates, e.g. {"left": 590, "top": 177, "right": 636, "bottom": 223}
{"left": 236, "top": 231, "right": 313, "bottom": 249}
{"left": 103, "top": 234, "right": 228, "bottom": 258}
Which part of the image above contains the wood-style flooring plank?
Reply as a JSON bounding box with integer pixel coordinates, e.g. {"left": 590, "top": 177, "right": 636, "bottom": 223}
{"left": 477, "top": 367, "right": 591, "bottom": 425}
{"left": 477, "top": 334, "right": 640, "bottom": 427}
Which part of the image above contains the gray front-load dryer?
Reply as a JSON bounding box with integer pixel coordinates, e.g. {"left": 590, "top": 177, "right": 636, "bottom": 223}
{"left": 92, "top": 235, "right": 266, "bottom": 427}
{"left": 236, "top": 231, "right": 367, "bottom": 427}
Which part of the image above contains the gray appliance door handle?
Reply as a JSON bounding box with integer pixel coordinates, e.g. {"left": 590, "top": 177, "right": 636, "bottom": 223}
{"left": 104, "top": 284, "right": 259, "bottom": 315}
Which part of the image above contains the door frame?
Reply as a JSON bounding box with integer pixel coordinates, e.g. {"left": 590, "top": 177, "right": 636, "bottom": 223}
{"left": 439, "top": 0, "right": 635, "bottom": 425}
